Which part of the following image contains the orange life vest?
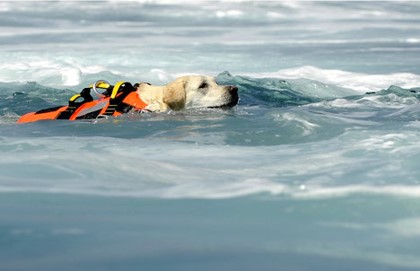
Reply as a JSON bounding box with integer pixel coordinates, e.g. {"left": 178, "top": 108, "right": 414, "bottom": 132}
{"left": 17, "top": 81, "right": 148, "bottom": 123}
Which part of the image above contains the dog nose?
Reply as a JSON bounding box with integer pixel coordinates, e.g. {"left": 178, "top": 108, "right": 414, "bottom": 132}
{"left": 227, "top": 85, "right": 238, "bottom": 93}
{"left": 227, "top": 85, "right": 239, "bottom": 106}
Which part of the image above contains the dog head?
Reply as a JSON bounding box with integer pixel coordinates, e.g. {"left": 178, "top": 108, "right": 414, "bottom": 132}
{"left": 137, "top": 75, "right": 238, "bottom": 112}
{"left": 163, "top": 75, "right": 239, "bottom": 111}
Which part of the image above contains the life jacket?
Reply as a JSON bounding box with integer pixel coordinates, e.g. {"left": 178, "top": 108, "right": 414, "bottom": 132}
{"left": 17, "top": 81, "right": 148, "bottom": 123}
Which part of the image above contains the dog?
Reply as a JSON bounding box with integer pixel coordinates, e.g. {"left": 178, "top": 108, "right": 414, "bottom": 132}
{"left": 136, "top": 75, "right": 239, "bottom": 112}
{"left": 17, "top": 75, "right": 239, "bottom": 123}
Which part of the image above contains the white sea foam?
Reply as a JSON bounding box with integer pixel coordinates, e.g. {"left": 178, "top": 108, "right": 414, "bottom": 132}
{"left": 272, "top": 112, "right": 320, "bottom": 136}
{"left": 292, "top": 184, "right": 420, "bottom": 200}
{"left": 1, "top": 133, "right": 420, "bottom": 200}
{"left": 1, "top": 124, "right": 420, "bottom": 202}
{"left": 2, "top": 56, "right": 419, "bottom": 95}
{"left": 2, "top": 179, "right": 420, "bottom": 201}
{"left": 215, "top": 10, "right": 243, "bottom": 18}
{"left": 407, "top": 38, "right": 420, "bottom": 44}
{"left": 308, "top": 94, "right": 418, "bottom": 111}
{"left": 0, "top": 58, "right": 127, "bottom": 87}
{"left": 245, "top": 66, "right": 420, "bottom": 93}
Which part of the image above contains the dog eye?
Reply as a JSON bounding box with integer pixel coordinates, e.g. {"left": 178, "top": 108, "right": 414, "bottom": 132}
{"left": 198, "top": 82, "right": 208, "bottom": 89}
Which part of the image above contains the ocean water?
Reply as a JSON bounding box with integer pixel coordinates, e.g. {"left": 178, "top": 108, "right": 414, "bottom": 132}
{"left": 1, "top": 1, "right": 420, "bottom": 270}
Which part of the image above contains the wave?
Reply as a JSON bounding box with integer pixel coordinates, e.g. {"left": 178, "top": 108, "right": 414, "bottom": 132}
{"left": 1, "top": 127, "right": 420, "bottom": 200}
{"left": 2, "top": 177, "right": 420, "bottom": 200}
{"left": 242, "top": 66, "right": 420, "bottom": 93}
{"left": 2, "top": 58, "right": 420, "bottom": 91}
{"left": 1, "top": 68, "right": 420, "bottom": 120}
{"left": 0, "top": 131, "right": 419, "bottom": 200}
{"left": 2, "top": 1, "right": 419, "bottom": 25}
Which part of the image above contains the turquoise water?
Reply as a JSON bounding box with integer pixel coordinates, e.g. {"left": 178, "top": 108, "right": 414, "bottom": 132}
{"left": 1, "top": 1, "right": 420, "bottom": 270}
{"left": 2, "top": 194, "right": 420, "bottom": 271}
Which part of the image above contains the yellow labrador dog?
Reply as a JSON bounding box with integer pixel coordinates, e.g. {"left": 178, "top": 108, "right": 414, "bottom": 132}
{"left": 17, "top": 75, "right": 239, "bottom": 123}
{"left": 136, "top": 75, "right": 239, "bottom": 112}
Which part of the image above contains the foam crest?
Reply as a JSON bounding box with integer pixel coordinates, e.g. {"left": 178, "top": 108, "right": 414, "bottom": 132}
{"left": 292, "top": 185, "right": 420, "bottom": 199}
{"left": 245, "top": 66, "right": 420, "bottom": 93}
{"left": 0, "top": 59, "right": 83, "bottom": 87}
{"left": 2, "top": 178, "right": 420, "bottom": 201}
{"left": 0, "top": 133, "right": 420, "bottom": 200}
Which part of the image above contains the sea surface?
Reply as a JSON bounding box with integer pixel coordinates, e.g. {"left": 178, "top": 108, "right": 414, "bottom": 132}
{"left": 1, "top": 1, "right": 420, "bottom": 270}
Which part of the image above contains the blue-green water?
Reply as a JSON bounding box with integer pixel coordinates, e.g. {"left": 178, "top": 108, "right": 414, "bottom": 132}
{"left": 2, "top": 194, "right": 420, "bottom": 271}
{"left": 1, "top": 1, "right": 420, "bottom": 270}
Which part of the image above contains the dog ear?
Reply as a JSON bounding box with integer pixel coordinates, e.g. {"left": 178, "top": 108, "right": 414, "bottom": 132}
{"left": 163, "top": 78, "right": 187, "bottom": 110}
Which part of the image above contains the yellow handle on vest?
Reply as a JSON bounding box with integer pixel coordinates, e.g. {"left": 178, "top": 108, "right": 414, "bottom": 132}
{"left": 111, "top": 81, "right": 125, "bottom": 99}
{"left": 89, "top": 81, "right": 110, "bottom": 89}
{"left": 69, "top": 94, "right": 81, "bottom": 102}
{"left": 73, "top": 81, "right": 124, "bottom": 102}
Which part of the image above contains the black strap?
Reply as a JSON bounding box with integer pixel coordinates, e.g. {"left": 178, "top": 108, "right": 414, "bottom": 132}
{"left": 102, "top": 82, "right": 136, "bottom": 116}
{"left": 57, "top": 88, "right": 94, "bottom": 119}
{"left": 56, "top": 82, "right": 136, "bottom": 119}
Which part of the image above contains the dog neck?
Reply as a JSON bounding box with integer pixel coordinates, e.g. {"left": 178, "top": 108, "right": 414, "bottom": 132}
{"left": 136, "top": 82, "right": 168, "bottom": 112}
